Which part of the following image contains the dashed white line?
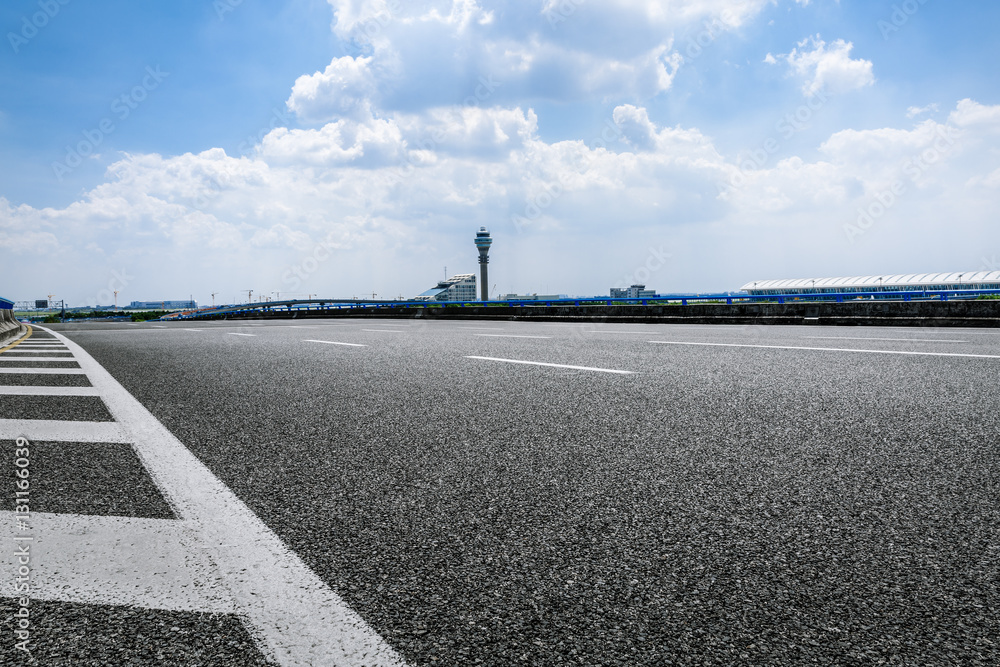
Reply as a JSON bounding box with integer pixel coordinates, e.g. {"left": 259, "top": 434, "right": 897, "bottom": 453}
{"left": 228, "top": 333, "right": 257, "bottom": 337}
{"left": 362, "top": 329, "right": 402, "bottom": 333}
{"left": 466, "top": 356, "right": 633, "bottom": 374}
{"left": 303, "top": 339, "right": 367, "bottom": 348}
{"left": 585, "top": 331, "right": 659, "bottom": 334}
{"left": 474, "top": 334, "right": 552, "bottom": 339}
{"left": 648, "top": 340, "right": 1000, "bottom": 359}
{"left": 183, "top": 328, "right": 205, "bottom": 332}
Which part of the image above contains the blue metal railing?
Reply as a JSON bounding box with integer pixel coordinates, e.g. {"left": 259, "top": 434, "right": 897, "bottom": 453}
{"left": 163, "top": 289, "right": 1000, "bottom": 321}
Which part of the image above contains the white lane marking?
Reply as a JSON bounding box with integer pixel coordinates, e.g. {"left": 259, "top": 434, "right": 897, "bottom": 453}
{"left": 150, "top": 325, "right": 167, "bottom": 328}
{"left": 648, "top": 340, "right": 1000, "bottom": 359}
{"left": 0, "top": 386, "right": 101, "bottom": 396}
{"left": 0, "top": 357, "right": 80, "bottom": 362}
{"left": 0, "top": 368, "right": 87, "bottom": 374}
{"left": 303, "top": 339, "right": 367, "bottom": 348}
{"left": 803, "top": 336, "right": 967, "bottom": 343}
{"left": 228, "top": 333, "right": 257, "bottom": 337}
{"left": 183, "top": 328, "right": 205, "bottom": 332}
{"left": 1, "top": 352, "right": 73, "bottom": 357}
{"left": 287, "top": 325, "right": 316, "bottom": 329}
{"left": 8, "top": 342, "right": 66, "bottom": 345}
{"left": 473, "top": 334, "right": 552, "bottom": 339}
{"left": 362, "top": 329, "right": 402, "bottom": 333}
{"left": 460, "top": 327, "right": 505, "bottom": 330}
{"left": 0, "top": 419, "right": 129, "bottom": 442}
{"left": 585, "top": 331, "right": 659, "bottom": 334}
{"left": 466, "top": 356, "right": 634, "bottom": 374}
{"left": 39, "top": 326, "right": 405, "bottom": 667}
{"left": 0, "top": 512, "right": 233, "bottom": 613}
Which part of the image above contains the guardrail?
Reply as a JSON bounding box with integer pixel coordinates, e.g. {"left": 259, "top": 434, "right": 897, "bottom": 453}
{"left": 0, "top": 299, "right": 26, "bottom": 344}
{"left": 166, "top": 289, "right": 1000, "bottom": 321}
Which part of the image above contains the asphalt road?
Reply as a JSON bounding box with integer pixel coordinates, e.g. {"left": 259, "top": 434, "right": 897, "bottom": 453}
{"left": 4, "top": 318, "right": 999, "bottom": 665}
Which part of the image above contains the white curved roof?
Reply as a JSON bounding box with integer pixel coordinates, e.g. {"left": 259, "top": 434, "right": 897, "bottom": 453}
{"left": 741, "top": 271, "right": 1000, "bottom": 292}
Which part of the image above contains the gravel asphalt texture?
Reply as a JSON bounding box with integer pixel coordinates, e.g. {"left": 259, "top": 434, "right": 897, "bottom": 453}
{"left": 15, "top": 319, "right": 1000, "bottom": 665}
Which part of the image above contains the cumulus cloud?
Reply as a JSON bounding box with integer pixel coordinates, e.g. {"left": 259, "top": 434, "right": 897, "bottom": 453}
{"left": 287, "top": 56, "right": 378, "bottom": 124}
{"left": 297, "top": 0, "right": 774, "bottom": 121}
{"left": 770, "top": 35, "right": 875, "bottom": 96}
{"left": 9, "top": 96, "right": 998, "bottom": 304}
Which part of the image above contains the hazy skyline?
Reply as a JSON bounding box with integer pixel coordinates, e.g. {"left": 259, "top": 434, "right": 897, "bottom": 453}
{"left": 3, "top": 1, "right": 999, "bottom": 306}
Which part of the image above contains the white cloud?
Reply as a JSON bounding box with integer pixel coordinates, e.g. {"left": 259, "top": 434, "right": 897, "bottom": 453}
{"left": 771, "top": 35, "right": 875, "bottom": 96}
{"left": 286, "top": 56, "right": 377, "bottom": 124}
{"left": 906, "top": 103, "right": 939, "bottom": 119}
{"left": 9, "top": 96, "right": 998, "bottom": 304}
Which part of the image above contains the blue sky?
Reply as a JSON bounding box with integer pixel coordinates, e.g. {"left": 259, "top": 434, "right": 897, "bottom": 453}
{"left": 2, "top": 0, "right": 1000, "bottom": 306}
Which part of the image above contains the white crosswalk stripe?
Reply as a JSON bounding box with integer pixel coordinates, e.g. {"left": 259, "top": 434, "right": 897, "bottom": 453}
{"left": 0, "top": 325, "right": 405, "bottom": 667}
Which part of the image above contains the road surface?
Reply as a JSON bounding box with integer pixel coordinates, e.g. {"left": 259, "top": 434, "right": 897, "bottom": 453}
{"left": 2, "top": 318, "right": 998, "bottom": 665}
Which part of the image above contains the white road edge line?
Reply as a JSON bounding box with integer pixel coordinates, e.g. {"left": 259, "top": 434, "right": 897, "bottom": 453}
{"left": 35, "top": 326, "right": 405, "bottom": 667}
{"left": 303, "top": 339, "right": 367, "bottom": 348}
{"left": 466, "top": 355, "right": 633, "bottom": 374}
{"left": 473, "top": 334, "right": 552, "bottom": 339}
{"left": 648, "top": 340, "right": 1000, "bottom": 359}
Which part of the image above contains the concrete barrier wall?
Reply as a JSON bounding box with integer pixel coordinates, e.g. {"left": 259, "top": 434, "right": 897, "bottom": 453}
{"left": 0, "top": 308, "right": 26, "bottom": 345}
{"left": 219, "top": 299, "right": 1000, "bottom": 327}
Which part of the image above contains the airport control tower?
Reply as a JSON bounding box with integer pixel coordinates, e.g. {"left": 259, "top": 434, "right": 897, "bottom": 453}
{"left": 474, "top": 226, "right": 493, "bottom": 301}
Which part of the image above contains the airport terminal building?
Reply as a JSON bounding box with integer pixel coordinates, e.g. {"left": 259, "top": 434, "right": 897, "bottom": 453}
{"left": 414, "top": 274, "right": 478, "bottom": 302}
{"left": 741, "top": 271, "right": 1000, "bottom": 296}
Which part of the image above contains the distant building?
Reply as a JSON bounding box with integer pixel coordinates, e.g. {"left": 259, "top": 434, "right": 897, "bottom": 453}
{"left": 611, "top": 284, "right": 657, "bottom": 299}
{"left": 129, "top": 300, "right": 197, "bottom": 310}
{"left": 741, "top": 271, "right": 1000, "bottom": 295}
{"left": 500, "top": 294, "right": 566, "bottom": 301}
{"left": 414, "top": 274, "right": 477, "bottom": 302}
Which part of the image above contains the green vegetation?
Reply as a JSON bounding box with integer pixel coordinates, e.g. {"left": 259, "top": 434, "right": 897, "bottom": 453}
{"left": 130, "top": 310, "right": 170, "bottom": 321}
{"left": 977, "top": 294, "right": 1000, "bottom": 300}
